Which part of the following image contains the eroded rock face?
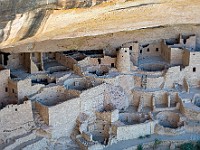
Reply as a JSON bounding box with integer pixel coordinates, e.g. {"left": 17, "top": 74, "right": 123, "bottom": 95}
{"left": 0, "top": 0, "right": 57, "bottom": 43}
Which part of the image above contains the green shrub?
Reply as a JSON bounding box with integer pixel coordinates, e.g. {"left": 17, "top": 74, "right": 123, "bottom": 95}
{"left": 138, "top": 136, "right": 145, "bottom": 139}
{"left": 180, "top": 142, "right": 195, "bottom": 150}
{"left": 195, "top": 140, "right": 200, "bottom": 150}
{"left": 145, "top": 134, "right": 151, "bottom": 138}
{"left": 137, "top": 144, "right": 143, "bottom": 150}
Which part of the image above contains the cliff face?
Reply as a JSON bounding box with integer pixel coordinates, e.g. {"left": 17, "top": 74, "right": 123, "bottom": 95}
{"left": 0, "top": 0, "right": 57, "bottom": 42}
{"left": 0, "top": 0, "right": 200, "bottom": 52}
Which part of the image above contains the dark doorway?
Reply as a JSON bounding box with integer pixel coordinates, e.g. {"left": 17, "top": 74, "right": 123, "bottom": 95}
{"left": 98, "top": 58, "right": 101, "bottom": 64}
{"left": 193, "top": 67, "right": 196, "bottom": 72}
{"left": 2, "top": 53, "right": 10, "bottom": 66}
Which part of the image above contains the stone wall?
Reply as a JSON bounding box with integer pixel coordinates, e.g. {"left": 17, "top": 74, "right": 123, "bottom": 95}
{"left": 8, "top": 78, "right": 18, "bottom": 99}
{"left": 32, "top": 85, "right": 80, "bottom": 106}
{"left": 0, "top": 100, "right": 34, "bottom": 140}
{"left": 181, "top": 103, "right": 200, "bottom": 121}
{"left": 104, "top": 84, "right": 128, "bottom": 110}
{"left": 132, "top": 90, "right": 177, "bottom": 108}
{"left": 78, "top": 56, "right": 116, "bottom": 68}
{"left": 0, "top": 68, "right": 10, "bottom": 101}
{"left": 49, "top": 97, "right": 81, "bottom": 138}
{"left": 55, "top": 53, "right": 77, "bottom": 69}
{"left": 17, "top": 79, "right": 45, "bottom": 102}
{"left": 163, "top": 66, "right": 183, "bottom": 89}
{"left": 116, "top": 48, "right": 131, "bottom": 73}
{"left": 182, "top": 65, "right": 200, "bottom": 87}
{"left": 146, "top": 76, "right": 164, "bottom": 89}
{"left": 114, "top": 121, "right": 155, "bottom": 140}
{"left": 140, "top": 42, "right": 161, "bottom": 58}
{"left": 183, "top": 49, "right": 190, "bottom": 66}
{"left": 122, "top": 42, "right": 139, "bottom": 65}
{"left": 188, "top": 51, "right": 200, "bottom": 65}
{"left": 96, "top": 109, "right": 119, "bottom": 123}
{"left": 7, "top": 53, "right": 24, "bottom": 69}
{"left": 161, "top": 41, "right": 171, "bottom": 63}
{"left": 103, "top": 75, "right": 134, "bottom": 105}
{"left": 35, "top": 83, "right": 128, "bottom": 138}
{"left": 35, "top": 101, "right": 49, "bottom": 125}
{"left": 179, "top": 34, "right": 196, "bottom": 50}
{"left": 170, "top": 48, "right": 183, "bottom": 66}
{"left": 80, "top": 84, "right": 105, "bottom": 115}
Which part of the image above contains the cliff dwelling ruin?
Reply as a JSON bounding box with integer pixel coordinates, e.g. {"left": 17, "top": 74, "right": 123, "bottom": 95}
{"left": 0, "top": 0, "right": 200, "bottom": 150}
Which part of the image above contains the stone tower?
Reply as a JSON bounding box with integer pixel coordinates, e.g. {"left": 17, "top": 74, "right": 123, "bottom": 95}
{"left": 116, "top": 47, "right": 131, "bottom": 73}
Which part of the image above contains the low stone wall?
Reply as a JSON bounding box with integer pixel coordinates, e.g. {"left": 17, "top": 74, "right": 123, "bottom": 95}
{"left": 154, "top": 102, "right": 180, "bottom": 112}
{"left": 146, "top": 76, "right": 164, "bottom": 89}
{"left": 154, "top": 124, "right": 185, "bottom": 135}
{"left": 114, "top": 121, "right": 155, "bottom": 141}
{"left": 181, "top": 102, "right": 200, "bottom": 121}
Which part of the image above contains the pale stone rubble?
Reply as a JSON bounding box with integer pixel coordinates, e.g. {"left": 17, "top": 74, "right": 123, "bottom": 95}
{"left": 0, "top": 34, "right": 200, "bottom": 149}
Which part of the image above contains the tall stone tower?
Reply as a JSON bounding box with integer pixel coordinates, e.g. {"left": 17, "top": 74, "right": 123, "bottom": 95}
{"left": 116, "top": 48, "right": 131, "bottom": 73}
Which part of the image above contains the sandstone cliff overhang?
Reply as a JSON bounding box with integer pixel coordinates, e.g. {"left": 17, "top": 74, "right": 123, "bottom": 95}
{"left": 1, "top": 0, "right": 200, "bottom": 52}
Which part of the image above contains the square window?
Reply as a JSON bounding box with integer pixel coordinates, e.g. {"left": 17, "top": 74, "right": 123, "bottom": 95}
{"left": 156, "top": 48, "right": 159, "bottom": 52}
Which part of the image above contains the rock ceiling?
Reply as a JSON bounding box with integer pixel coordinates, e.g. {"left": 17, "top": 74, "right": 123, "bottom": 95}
{"left": 0, "top": 0, "right": 200, "bottom": 52}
